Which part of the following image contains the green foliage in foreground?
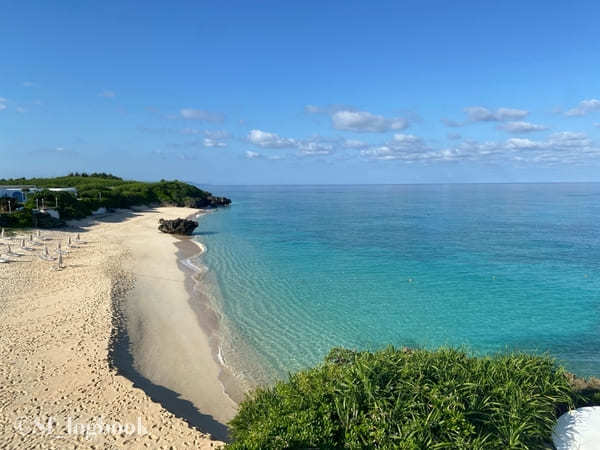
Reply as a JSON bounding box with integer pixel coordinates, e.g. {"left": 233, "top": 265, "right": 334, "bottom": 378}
{"left": 228, "top": 347, "right": 579, "bottom": 449}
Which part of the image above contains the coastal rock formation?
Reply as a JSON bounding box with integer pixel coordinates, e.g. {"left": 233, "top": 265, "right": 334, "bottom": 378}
{"left": 158, "top": 218, "right": 198, "bottom": 235}
{"left": 186, "top": 195, "right": 231, "bottom": 208}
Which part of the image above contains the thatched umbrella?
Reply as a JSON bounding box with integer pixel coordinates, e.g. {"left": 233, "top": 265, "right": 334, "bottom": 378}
{"left": 57, "top": 252, "right": 64, "bottom": 269}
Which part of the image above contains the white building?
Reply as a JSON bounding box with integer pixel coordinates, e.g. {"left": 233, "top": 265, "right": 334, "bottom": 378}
{"left": 0, "top": 185, "right": 36, "bottom": 202}
{"left": 0, "top": 186, "right": 78, "bottom": 203}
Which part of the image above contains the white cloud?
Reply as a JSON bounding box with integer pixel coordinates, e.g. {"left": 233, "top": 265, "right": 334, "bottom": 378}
{"left": 499, "top": 121, "right": 548, "bottom": 133}
{"left": 247, "top": 129, "right": 296, "bottom": 148}
{"left": 180, "top": 108, "right": 224, "bottom": 122}
{"left": 245, "top": 150, "right": 261, "bottom": 159}
{"left": 203, "top": 138, "right": 227, "bottom": 148}
{"left": 16, "top": 106, "right": 26, "bottom": 113}
{"left": 22, "top": 81, "right": 38, "bottom": 87}
{"left": 99, "top": 90, "right": 116, "bottom": 98}
{"left": 342, "top": 139, "right": 369, "bottom": 149}
{"left": 360, "top": 133, "right": 432, "bottom": 161}
{"left": 441, "top": 118, "right": 464, "bottom": 127}
{"left": 204, "top": 130, "right": 230, "bottom": 139}
{"left": 0, "top": 97, "right": 6, "bottom": 111}
{"left": 505, "top": 138, "right": 544, "bottom": 150}
{"left": 464, "top": 106, "right": 528, "bottom": 122}
{"left": 0, "top": 104, "right": 5, "bottom": 111}
{"left": 305, "top": 105, "right": 409, "bottom": 132}
{"left": 304, "top": 104, "right": 322, "bottom": 114}
{"left": 331, "top": 110, "right": 408, "bottom": 132}
{"left": 296, "top": 139, "right": 334, "bottom": 155}
{"left": 443, "top": 106, "right": 528, "bottom": 128}
{"left": 358, "top": 130, "right": 600, "bottom": 165}
{"left": 565, "top": 99, "right": 600, "bottom": 117}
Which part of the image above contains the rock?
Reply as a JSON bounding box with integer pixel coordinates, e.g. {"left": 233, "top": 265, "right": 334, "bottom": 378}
{"left": 183, "top": 195, "right": 231, "bottom": 208}
{"left": 158, "top": 218, "right": 198, "bottom": 235}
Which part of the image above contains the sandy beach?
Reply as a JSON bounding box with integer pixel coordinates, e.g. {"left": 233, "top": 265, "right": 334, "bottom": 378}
{"left": 0, "top": 207, "right": 234, "bottom": 448}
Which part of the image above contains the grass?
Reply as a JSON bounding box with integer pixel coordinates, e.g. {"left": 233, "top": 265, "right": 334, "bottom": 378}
{"left": 228, "top": 347, "right": 596, "bottom": 449}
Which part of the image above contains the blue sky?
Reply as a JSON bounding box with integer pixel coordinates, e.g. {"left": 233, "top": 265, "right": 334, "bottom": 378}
{"left": 2, "top": 0, "right": 600, "bottom": 184}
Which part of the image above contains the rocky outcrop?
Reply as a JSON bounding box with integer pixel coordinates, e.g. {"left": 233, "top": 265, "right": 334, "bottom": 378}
{"left": 206, "top": 195, "right": 231, "bottom": 207}
{"left": 184, "top": 195, "right": 231, "bottom": 208}
{"left": 158, "top": 218, "right": 198, "bottom": 235}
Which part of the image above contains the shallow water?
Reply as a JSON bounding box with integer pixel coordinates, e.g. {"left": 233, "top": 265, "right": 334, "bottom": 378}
{"left": 192, "top": 184, "right": 600, "bottom": 385}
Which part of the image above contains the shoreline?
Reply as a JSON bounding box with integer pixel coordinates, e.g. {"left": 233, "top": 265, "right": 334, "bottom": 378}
{"left": 173, "top": 235, "right": 248, "bottom": 406}
{"left": 112, "top": 208, "right": 237, "bottom": 441}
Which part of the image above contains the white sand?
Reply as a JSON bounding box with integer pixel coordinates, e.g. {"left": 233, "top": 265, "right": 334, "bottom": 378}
{"left": 0, "top": 207, "right": 231, "bottom": 448}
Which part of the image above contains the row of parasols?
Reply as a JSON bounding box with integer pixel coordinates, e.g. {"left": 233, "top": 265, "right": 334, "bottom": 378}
{"left": 0, "top": 228, "right": 86, "bottom": 270}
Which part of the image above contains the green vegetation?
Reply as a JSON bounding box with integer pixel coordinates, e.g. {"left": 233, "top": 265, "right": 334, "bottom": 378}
{"left": 229, "top": 347, "right": 599, "bottom": 449}
{"left": 0, "top": 173, "right": 230, "bottom": 227}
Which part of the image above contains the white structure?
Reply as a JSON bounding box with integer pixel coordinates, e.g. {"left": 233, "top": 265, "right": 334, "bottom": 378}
{"left": 553, "top": 407, "right": 600, "bottom": 449}
{"left": 0, "top": 185, "right": 78, "bottom": 203}
{"left": 0, "top": 185, "right": 36, "bottom": 202}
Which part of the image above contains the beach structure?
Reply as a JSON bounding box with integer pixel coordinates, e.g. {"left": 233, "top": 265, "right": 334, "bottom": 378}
{"left": 1, "top": 228, "right": 4, "bottom": 240}
{"left": 57, "top": 252, "right": 64, "bottom": 270}
{"left": 5, "top": 244, "right": 19, "bottom": 257}
{"left": 553, "top": 406, "right": 600, "bottom": 449}
{"left": 40, "top": 244, "right": 55, "bottom": 261}
{"left": 0, "top": 185, "right": 36, "bottom": 202}
{"left": 56, "top": 241, "right": 68, "bottom": 255}
{"left": 0, "top": 185, "right": 77, "bottom": 202}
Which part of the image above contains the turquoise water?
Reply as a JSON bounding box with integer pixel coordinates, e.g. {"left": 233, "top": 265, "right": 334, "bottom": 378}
{"left": 192, "top": 184, "right": 600, "bottom": 385}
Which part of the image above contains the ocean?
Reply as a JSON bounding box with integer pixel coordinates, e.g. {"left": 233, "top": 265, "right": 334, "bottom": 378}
{"left": 190, "top": 184, "right": 600, "bottom": 387}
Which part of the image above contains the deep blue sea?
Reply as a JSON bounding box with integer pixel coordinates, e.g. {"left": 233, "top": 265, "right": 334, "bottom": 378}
{"left": 192, "top": 184, "right": 600, "bottom": 386}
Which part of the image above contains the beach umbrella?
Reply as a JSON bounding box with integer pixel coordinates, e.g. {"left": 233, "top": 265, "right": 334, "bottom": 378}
{"left": 1, "top": 228, "right": 4, "bottom": 240}
{"left": 21, "top": 239, "right": 25, "bottom": 248}
{"left": 7, "top": 244, "right": 12, "bottom": 254}
{"left": 76, "top": 233, "right": 80, "bottom": 242}
{"left": 29, "top": 233, "right": 33, "bottom": 242}
{"left": 44, "top": 245, "right": 49, "bottom": 257}
{"left": 58, "top": 252, "right": 63, "bottom": 269}
{"left": 68, "top": 236, "right": 72, "bottom": 246}
{"left": 37, "top": 230, "right": 41, "bottom": 238}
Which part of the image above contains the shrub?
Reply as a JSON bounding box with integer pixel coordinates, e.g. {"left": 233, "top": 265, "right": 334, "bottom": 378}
{"left": 0, "top": 175, "right": 230, "bottom": 228}
{"left": 228, "top": 347, "right": 577, "bottom": 449}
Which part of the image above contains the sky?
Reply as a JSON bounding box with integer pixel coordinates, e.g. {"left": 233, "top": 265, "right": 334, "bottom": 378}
{"left": 2, "top": 0, "right": 600, "bottom": 184}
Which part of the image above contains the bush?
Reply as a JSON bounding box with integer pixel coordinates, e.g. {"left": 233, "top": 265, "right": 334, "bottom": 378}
{"left": 0, "top": 210, "right": 32, "bottom": 228}
{"left": 228, "top": 347, "right": 578, "bottom": 449}
{"left": 0, "top": 175, "right": 231, "bottom": 228}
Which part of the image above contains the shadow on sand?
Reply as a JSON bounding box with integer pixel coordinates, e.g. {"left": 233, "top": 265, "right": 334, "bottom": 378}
{"left": 109, "top": 314, "right": 231, "bottom": 442}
